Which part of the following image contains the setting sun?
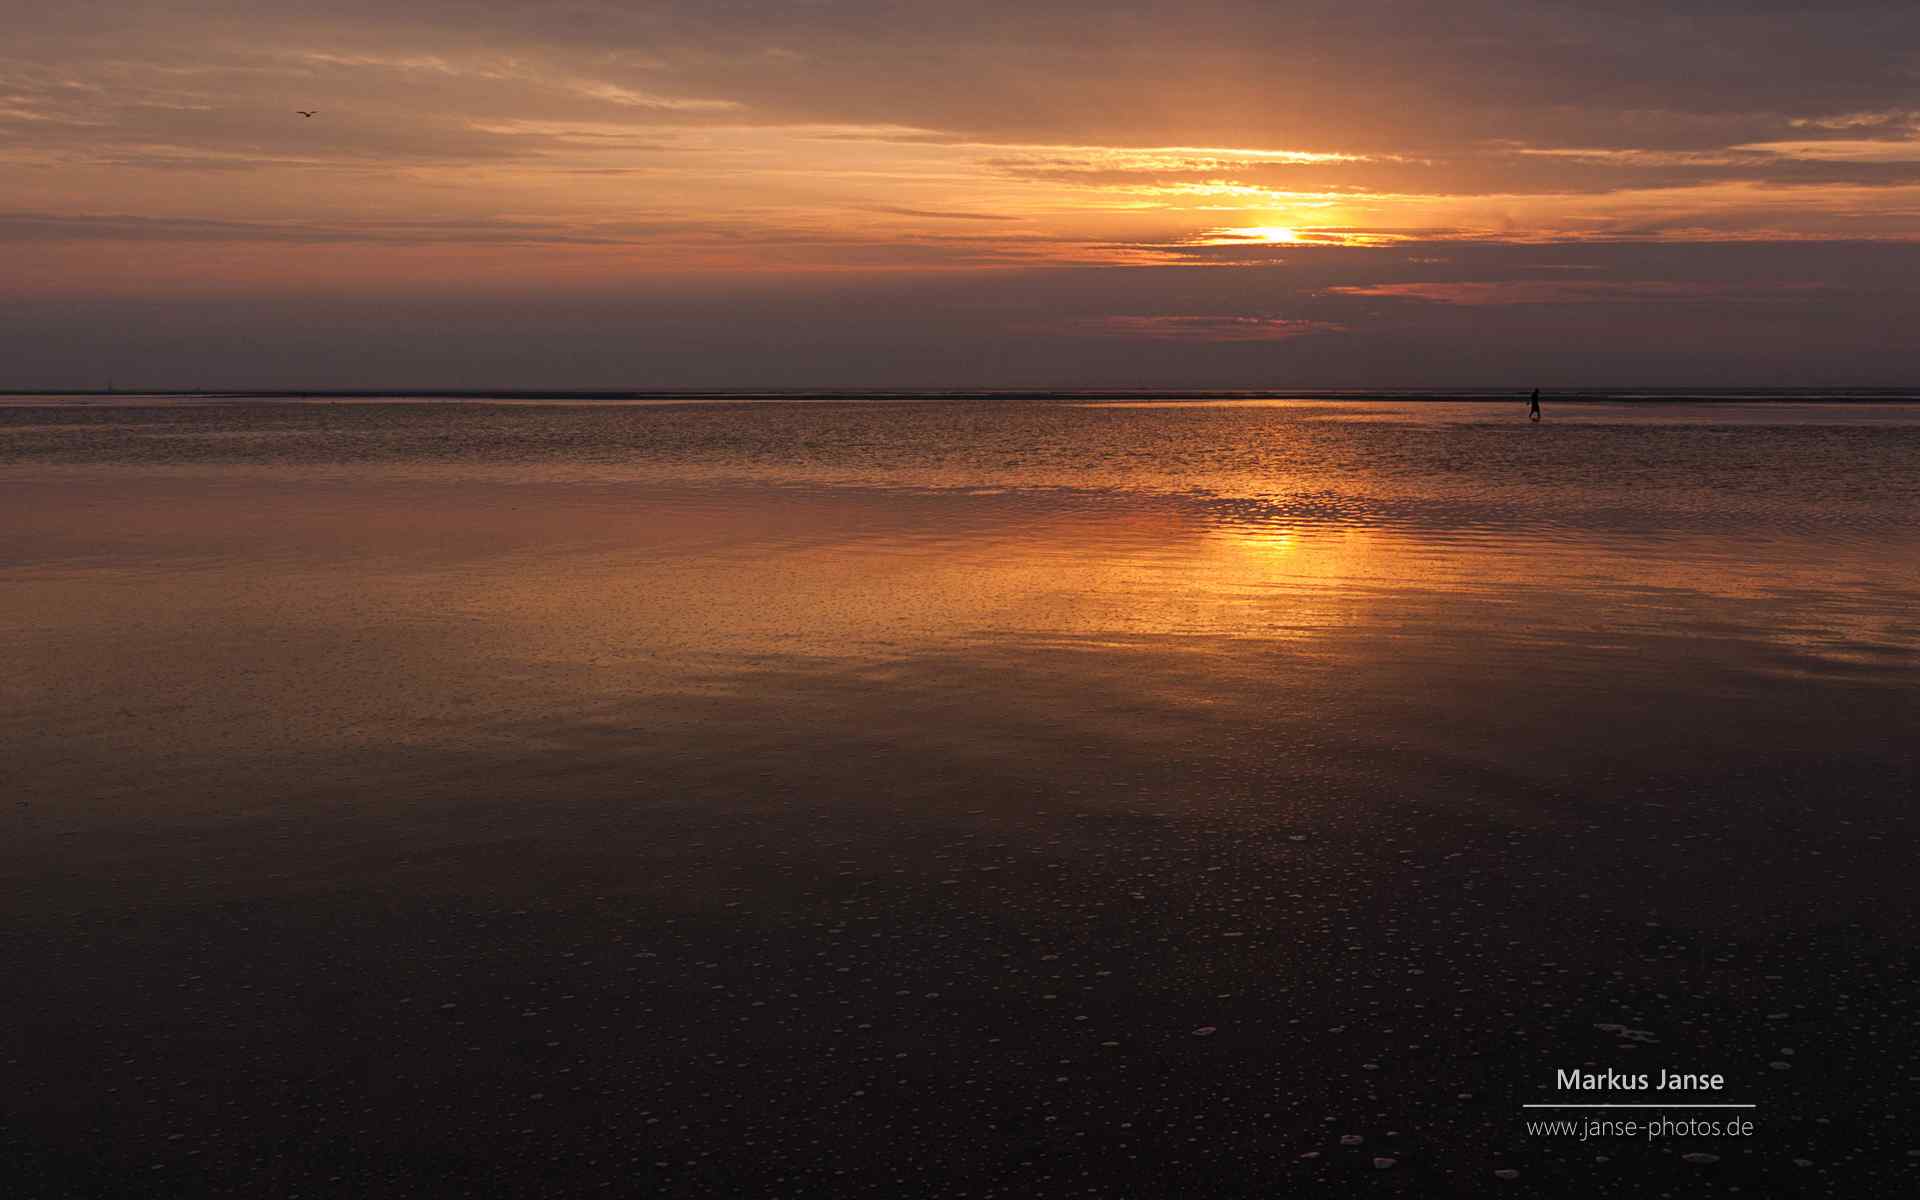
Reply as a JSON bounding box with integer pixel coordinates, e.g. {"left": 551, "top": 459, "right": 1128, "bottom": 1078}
{"left": 1226, "top": 226, "right": 1303, "bottom": 244}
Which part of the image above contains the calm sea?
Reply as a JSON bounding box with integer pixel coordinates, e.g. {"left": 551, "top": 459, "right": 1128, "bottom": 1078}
{"left": 4, "top": 395, "right": 1917, "bottom": 1192}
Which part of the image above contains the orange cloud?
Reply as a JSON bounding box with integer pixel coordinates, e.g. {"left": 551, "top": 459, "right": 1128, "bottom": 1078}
{"left": 1324, "top": 280, "right": 1822, "bottom": 306}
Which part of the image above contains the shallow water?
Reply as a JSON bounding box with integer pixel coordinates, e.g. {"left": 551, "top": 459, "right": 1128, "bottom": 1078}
{"left": 4, "top": 398, "right": 1918, "bottom": 1194}
{"left": 6, "top": 399, "right": 1916, "bottom": 824}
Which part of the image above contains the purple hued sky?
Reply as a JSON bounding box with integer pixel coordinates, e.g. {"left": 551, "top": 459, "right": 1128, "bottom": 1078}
{"left": 6, "top": 1, "right": 1920, "bottom": 388}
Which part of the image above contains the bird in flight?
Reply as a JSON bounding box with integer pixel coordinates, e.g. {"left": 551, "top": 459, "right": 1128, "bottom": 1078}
{"left": 296, "top": 110, "right": 316, "bottom": 118}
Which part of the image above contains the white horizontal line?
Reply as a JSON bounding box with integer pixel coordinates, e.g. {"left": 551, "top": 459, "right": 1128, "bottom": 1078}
{"left": 1521, "top": 1104, "right": 1757, "bottom": 1109}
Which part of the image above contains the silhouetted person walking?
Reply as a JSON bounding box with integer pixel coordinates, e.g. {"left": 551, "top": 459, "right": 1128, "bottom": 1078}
{"left": 1528, "top": 388, "right": 1542, "bottom": 422}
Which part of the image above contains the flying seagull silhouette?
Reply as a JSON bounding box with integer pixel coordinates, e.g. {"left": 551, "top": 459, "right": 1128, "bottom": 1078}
{"left": 296, "top": 110, "right": 316, "bottom": 117}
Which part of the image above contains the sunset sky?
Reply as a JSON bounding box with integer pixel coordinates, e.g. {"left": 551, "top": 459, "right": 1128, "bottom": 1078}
{"left": 6, "top": 1, "right": 1920, "bottom": 388}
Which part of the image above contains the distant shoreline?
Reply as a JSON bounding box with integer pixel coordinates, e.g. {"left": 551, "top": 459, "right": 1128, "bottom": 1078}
{"left": 5, "top": 388, "right": 1920, "bottom": 404}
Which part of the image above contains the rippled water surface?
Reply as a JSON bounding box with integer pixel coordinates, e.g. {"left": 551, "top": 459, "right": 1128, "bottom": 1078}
{"left": 7, "top": 400, "right": 1917, "bottom": 796}
{"left": 4, "top": 397, "right": 1918, "bottom": 1194}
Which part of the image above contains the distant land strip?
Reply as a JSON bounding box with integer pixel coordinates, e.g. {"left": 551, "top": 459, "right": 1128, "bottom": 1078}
{"left": 5, "top": 388, "right": 1920, "bottom": 403}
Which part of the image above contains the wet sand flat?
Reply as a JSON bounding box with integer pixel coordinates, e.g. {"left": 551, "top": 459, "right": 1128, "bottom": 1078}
{"left": 3, "top": 398, "right": 1918, "bottom": 1195}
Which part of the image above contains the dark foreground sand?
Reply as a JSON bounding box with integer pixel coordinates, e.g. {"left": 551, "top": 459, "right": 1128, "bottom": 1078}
{"left": 7, "top": 634, "right": 1916, "bottom": 1197}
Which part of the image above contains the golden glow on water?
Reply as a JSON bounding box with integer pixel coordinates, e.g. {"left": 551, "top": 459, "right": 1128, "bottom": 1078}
{"left": 1215, "top": 526, "right": 1300, "bottom": 559}
{"left": 6, "top": 398, "right": 1919, "bottom": 828}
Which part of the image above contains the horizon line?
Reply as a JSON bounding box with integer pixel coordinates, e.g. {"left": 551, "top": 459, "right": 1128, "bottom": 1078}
{"left": 7, "top": 386, "right": 1920, "bottom": 402}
